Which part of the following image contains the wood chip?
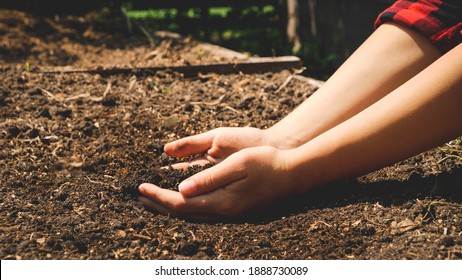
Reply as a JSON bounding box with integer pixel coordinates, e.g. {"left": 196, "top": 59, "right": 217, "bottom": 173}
{"left": 132, "top": 233, "right": 151, "bottom": 241}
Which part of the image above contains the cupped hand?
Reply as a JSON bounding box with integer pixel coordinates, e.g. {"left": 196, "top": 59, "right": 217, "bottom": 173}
{"left": 163, "top": 127, "right": 276, "bottom": 169}
{"left": 138, "top": 146, "right": 298, "bottom": 220}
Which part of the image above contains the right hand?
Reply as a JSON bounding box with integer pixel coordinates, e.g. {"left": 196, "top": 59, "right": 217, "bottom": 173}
{"left": 139, "top": 146, "right": 301, "bottom": 220}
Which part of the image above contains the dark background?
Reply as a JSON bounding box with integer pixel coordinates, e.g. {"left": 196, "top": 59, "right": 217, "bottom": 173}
{"left": 0, "top": 0, "right": 394, "bottom": 78}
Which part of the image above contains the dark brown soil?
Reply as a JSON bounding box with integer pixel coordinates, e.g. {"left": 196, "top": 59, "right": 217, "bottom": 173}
{"left": 1, "top": 9, "right": 461, "bottom": 260}
{"left": 0, "top": 10, "right": 242, "bottom": 70}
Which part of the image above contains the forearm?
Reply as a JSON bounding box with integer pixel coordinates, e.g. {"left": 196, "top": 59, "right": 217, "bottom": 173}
{"left": 267, "top": 23, "right": 441, "bottom": 149}
{"left": 287, "top": 44, "right": 462, "bottom": 191}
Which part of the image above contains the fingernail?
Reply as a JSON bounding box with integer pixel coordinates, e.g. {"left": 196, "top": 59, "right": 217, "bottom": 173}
{"left": 178, "top": 180, "right": 197, "bottom": 196}
{"left": 138, "top": 184, "right": 149, "bottom": 194}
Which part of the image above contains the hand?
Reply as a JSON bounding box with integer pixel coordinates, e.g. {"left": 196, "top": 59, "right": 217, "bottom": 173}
{"left": 138, "top": 146, "right": 298, "bottom": 220}
{"left": 163, "top": 127, "right": 276, "bottom": 169}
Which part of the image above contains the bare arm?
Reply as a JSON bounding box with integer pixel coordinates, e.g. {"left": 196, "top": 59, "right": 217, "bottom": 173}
{"left": 267, "top": 23, "right": 441, "bottom": 149}
{"left": 163, "top": 23, "right": 441, "bottom": 162}
{"left": 287, "top": 43, "right": 462, "bottom": 190}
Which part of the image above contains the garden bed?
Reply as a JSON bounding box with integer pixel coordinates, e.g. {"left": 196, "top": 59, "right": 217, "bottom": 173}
{"left": 1, "top": 9, "right": 461, "bottom": 260}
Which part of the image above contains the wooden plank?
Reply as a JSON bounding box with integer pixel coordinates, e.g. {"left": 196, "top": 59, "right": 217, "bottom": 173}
{"left": 293, "top": 75, "right": 325, "bottom": 89}
{"left": 130, "top": 0, "right": 282, "bottom": 9}
{"left": 3, "top": 0, "right": 284, "bottom": 10}
{"left": 155, "top": 31, "right": 248, "bottom": 60}
{"left": 40, "top": 56, "right": 303, "bottom": 77}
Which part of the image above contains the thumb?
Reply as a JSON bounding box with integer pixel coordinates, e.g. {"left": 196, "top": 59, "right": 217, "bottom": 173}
{"left": 178, "top": 155, "right": 247, "bottom": 197}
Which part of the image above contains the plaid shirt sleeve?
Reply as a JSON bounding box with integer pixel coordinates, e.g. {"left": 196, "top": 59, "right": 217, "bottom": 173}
{"left": 375, "top": 0, "right": 462, "bottom": 53}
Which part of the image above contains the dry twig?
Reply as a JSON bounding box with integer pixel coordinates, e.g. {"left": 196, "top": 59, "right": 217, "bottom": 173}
{"left": 275, "top": 67, "right": 305, "bottom": 94}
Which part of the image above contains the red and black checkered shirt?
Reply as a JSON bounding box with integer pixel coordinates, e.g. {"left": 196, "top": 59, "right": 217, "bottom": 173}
{"left": 375, "top": 0, "right": 462, "bottom": 53}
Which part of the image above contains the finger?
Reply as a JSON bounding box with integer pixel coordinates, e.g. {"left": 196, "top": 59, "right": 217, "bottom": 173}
{"left": 137, "top": 195, "right": 174, "bottom": 216}
{"left": 164, "top": 130, "right": 216, "bottom": 158}
{"left": 178, "top": 155, "right": 247, "bottom": 197}
{"left": 140, "top": 182, "right": 251, "bottom": 218}
{"left": 139, "top": 183, "right": 215, "bottom": 213}
{"left": 137, "top": 196, "right": 219, "bottom": 222}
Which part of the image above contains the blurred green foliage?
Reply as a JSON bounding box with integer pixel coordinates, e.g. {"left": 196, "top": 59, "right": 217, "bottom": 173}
{"left": 0, "top": 0, "right": 340, "bottom": 78}
{"left": 121, "top": 3, "right": 338, "bottom": 79}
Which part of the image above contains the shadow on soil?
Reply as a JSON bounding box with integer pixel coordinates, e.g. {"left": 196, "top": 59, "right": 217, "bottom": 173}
{"left": 243, "top": 168, "right": 462, "bottom": 224}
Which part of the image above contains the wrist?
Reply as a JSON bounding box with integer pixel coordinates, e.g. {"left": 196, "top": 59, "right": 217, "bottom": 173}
{"left": 263, "top": 127, "right": 295, "bottom": 150}
{"left": 282, "top": 146, "right": 326, "bottom": 194}
{"left": 264, "top": 126, "right": 308, "bottom": 150}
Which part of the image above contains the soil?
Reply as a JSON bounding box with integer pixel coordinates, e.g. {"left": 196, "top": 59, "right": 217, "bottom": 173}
{"left": 1, "top": 9, "right": 461, "bottom": 260}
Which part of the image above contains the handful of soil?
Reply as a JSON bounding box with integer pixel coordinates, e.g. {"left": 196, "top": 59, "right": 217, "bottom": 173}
{"left": 124, "top": 162, "right": 212, "bottom": 195}
{"left": 157, "top": 164, "right": 213, "bottom": 191}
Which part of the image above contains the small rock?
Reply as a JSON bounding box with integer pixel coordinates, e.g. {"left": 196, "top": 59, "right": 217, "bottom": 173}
{"left": 163, "top": 116, "right": 179, "bottom": 130}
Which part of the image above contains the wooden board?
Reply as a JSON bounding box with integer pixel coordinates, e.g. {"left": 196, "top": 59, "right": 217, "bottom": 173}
{"left": 129, "top": 0, "right": 283, "bottom": 9}
{"left": 155, "top": 31, "right": 249, "bottom": 60}
{"left": 40, "top": 56, "right": 303, "bottom": 77}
